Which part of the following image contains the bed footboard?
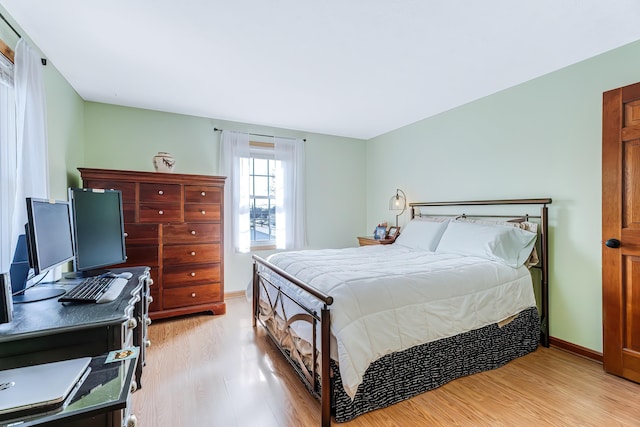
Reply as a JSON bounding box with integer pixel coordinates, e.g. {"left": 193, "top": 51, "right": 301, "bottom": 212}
{"left": 252, "top": 255, "right": 333, "bottom": 427}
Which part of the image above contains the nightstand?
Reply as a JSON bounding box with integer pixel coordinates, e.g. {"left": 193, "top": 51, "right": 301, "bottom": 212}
{"left": 358, "top": 236, "right": 395, "bottom": 246}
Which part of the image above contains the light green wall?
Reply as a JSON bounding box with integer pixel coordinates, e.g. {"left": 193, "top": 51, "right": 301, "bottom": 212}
{"left": 82, "top": 104, "right": 215, "bottom": 176}
{"left": 44, "top": 65, "right": 85, "bottom": 199}
{"left": 83, "top": 103, "right": 367, "bottom": 292}
{"left": 367, "top": 39, "right": 640, "bottom": 353}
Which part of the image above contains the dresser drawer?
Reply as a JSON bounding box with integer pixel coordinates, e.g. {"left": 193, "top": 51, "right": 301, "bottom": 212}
{"left": 122, "top": 203, "right": 136, "bottom": 223}
{"left": 163, "top": 243, "right": 220, "bottom": 265}
{"left": 125, "top": 224, "right": 159, "bottom": 245}
{"left": 139, "top": 183, "right": 181, "bottom": 203}
{"left": 163, "top": 223, "right": 220, "bottom": 244}
{"left": 139, "top": 204, "right": 182, "bottom": 223}
{"left": 163, "top": 283, "right": 221, "bottom": 309}
{"left": 184, "top": 204, "right": 220, "bottom": 222}
{"left": 163, "top": 263, "right": 221, "bottom": 287}
{"left": 125, "top": 245, "right": 159, "bottom": 267}
{"left": 185, "top": 185, "right": 222, "bottom": 204}
{"left": 83, "top": 180, "right": 136, "bottom": 203}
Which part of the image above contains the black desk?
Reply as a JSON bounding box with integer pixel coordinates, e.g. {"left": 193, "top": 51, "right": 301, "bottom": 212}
{"left": 0, "top": 267, "right": 150, "bottom": 427}
{"left": 0, "top": 351, "right": 138, "bottom": 427}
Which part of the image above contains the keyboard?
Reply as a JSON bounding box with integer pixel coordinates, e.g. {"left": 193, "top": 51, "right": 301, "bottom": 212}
{"left": 59, "top": 276, "right": 127, "bottom": 304}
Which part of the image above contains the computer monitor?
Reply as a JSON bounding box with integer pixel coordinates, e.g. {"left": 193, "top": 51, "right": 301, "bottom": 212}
{"left": 68, "top": 188, "right": 127, "bottom": 277}
{"left": 11, "top": 198, "right": 74, "bottom": 303}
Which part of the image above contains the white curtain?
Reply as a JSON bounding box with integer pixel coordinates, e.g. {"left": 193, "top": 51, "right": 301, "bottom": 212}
{"left": 3, "top": 39, "right": 49, "bottom": 271}
{"left": 219, "top": 130, "right": 251, "bottom": 253}
{"left": 0, "top": 54, "right": 16, "bottom": 272}
{"left": 274, "top": 137, "right": 306, "bottom": 250}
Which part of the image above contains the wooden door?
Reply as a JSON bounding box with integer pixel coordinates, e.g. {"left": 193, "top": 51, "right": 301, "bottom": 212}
{"left": 602, "top": 82, "right": 640, "bottom": 382}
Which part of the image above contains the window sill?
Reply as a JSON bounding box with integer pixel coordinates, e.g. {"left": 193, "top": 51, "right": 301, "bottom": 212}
{"left": 250, "top": 244, "right": 276, "bottom": 251}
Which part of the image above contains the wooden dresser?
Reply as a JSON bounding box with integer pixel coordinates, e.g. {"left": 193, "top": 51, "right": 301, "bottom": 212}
{"left": 79, "top": 168, "right": 226, "bottom": 320}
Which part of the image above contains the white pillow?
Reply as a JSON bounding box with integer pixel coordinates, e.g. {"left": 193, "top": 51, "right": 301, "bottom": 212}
{"left": 435, "top": 220, "right": 536, "bottom": 268}
{"left": 456, "top": 218, "right": 540, "bottom": 267}
{"left": 394, "top": 219, "right": 449, "bottom": 251}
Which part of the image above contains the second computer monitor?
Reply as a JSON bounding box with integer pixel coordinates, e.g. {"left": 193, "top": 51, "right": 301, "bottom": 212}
{"left": 13, "top": 198, "right": 75, "bottom": 303}
{"left": 68, "top": 188, "right": 127, "bottom": 276}
{"left": 25, "top": 198, "right": 75, "bottom": 277}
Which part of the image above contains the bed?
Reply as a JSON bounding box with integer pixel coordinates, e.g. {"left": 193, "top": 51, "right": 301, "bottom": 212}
{"left": 251, "top": 199, "right": 551, "bottom": 426}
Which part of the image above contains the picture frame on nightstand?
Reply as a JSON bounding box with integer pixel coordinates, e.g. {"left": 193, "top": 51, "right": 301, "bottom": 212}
{"left": 374, "top": 226, "right": 387, "bottom": 240}
{"left": 387, "top": 226, "right": 400, "bottom": 240}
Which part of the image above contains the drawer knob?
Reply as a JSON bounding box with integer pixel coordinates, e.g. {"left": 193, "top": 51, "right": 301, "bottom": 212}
{"left": 201, "top": 191, "right": 206, "bottom": 196}
{"left": 191, "top": 230, "right": 196, "bottom": 235}
{"left": 191, "top": 292, "right": 196, "bottom": 298}
{"left": 190, "top": 251, "right": 196, "bottom": 256}
{"left": 130, "top": 380, "right": 138, "bottom": 393}
{"left": 159, "top": 210, "right": 164, "bottom": 215}
{"left": 148, "top": 295, "right": 154, "bottom": 303}
{"left": 190, "top": 272, "right": 196, "bottom": 277}
{"left": 145, "top": 339, "right": 152, "bottom": 348}
{"left": 127, "top": 317, "right": 138, "bottom": 329}
{"left": 145, "top": 317, "right": 152, "bottom": 326}
{"left": 124, "top": 232, "right": 129, "bottom": 238}
{"left": 127, "top": 414, "right": 138, "bottom": 427}
{"left": 201, "top": 210, "right": 206, "bottom": 215}
{"left": 158, "top": 190, "right": 164, "bottom": 195}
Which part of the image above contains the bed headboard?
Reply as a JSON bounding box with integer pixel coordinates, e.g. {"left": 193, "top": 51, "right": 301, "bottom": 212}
{"left": 409, "top": 198, "right": 552, "bottom": 347}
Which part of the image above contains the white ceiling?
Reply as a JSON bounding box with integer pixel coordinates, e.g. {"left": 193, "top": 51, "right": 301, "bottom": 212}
{"left": 2, "top": 1, "right": 640, "bottom": 140}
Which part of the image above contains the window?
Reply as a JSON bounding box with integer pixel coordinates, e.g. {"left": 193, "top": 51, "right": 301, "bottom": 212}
{"left": 246, "top": 143, "right": 278, "bottom": 247}
{"left": 219, "top": 130, "right": 305, "bottom": 253}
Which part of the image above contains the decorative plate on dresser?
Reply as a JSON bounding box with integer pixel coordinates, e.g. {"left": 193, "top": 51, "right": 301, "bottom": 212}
{"left": 79, "top": 168, "right": 226, "bottom": 320}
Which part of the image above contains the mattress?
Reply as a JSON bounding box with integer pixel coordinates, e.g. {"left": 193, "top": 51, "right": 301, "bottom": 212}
{"left": 256, "top": 244, "right": 537, "bottom": 399}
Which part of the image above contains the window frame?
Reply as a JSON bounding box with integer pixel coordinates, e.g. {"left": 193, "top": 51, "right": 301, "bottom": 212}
{"left": 247, "top": 141, "right": 277, "bottom": 251}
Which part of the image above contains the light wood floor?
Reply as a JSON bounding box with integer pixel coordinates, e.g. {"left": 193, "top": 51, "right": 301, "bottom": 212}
{"left": 132, "top": 296, "right": 640, "bottom": 426}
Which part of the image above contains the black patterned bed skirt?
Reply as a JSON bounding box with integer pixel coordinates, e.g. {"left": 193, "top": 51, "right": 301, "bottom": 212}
{"left": 330, "top": 307, "right": 540, "bottom": 422}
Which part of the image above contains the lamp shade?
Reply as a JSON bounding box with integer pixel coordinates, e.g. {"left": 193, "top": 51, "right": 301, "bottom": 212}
{"left": 389, "top": 189, "right": 406, "bottom": 211}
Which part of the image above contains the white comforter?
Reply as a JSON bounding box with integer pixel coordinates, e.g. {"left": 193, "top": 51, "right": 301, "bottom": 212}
{"left": 262, "top": 244, "right": 537, "bottom": 399}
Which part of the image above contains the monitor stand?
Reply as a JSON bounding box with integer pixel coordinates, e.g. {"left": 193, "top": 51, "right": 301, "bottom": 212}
{"left": 12, "top": 287, "right": 66, "bottom": 304}
{"left": 9, "top": 235, "right": 67, "bottom": 304}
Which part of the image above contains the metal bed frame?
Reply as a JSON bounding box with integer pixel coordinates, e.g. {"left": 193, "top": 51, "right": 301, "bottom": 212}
{"left": 252, "top": 198, "right": 551, "bottom": 426}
